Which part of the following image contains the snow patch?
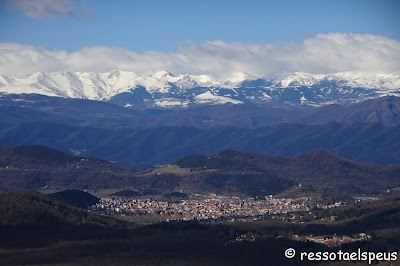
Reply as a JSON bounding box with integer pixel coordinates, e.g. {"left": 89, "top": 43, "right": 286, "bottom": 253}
{"left": 154, "top": 98, "right": 189, "bottom": 108}
{"left": 195, "top": 91, "right": 243, "bottom": 105}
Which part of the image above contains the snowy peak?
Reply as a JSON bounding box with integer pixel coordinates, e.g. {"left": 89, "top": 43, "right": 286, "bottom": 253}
{"left": 195, "top": 91, "right": 243, "bottom": 105}
{"left": 174, "top": 74, "right": 201, "bottom": 89}
{"left": 0, "top": 70, "right": 173, "bottom": 100}
{"left": 152, "top": 71, "right": 218, "bottom": 89}
{"left": 278, "top": 72, "right": 325, "bottom": 87}
{"left": 0, "top": 70, "right": 399, "bottom": 108}
{"left": 224, "top": 72, "right": 258, "bottom": 86}
{"left": 330, "top": 72, "right": 400, "bottom": 90}
{"left": 152, "top": 70, "right": 174, "bottom": 81}
{"left": 277, "top": 71, "right": 400, "bottom": 90}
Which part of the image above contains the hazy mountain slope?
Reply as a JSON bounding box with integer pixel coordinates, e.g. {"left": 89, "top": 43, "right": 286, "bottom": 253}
{"left": 2, "top": 94, "right": 400, "bottom": 129}
{"left": 81, "top": 123, "right": 400, "bottom": 167}
{"left": 0, "top": 122, "right": 399, "bottom": 168}
{"left": 232, "top": 122, "right": 400, "bottom": 165}
{"left": 0, "top": 93, "right": 151, "bottom": 129}
{"left": 86, "top": 125, "right": 250, "bottom": 168}
{"left": 146, "top": 103, "right": 303, "bottom": 128}
{"left": 295, "top": 96, "right": 400, "bottom": 126}
{"left": 1, "top": 94, "right": 400, "bottom": 168}
{"left": 0, "top": 93, "right": 305, "bottom": 129}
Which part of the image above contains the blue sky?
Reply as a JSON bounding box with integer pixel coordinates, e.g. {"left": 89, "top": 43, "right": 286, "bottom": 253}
{"left": 1, "top": 0, "right": 399, "bottom": 52}
{"left": 0, "top": 0, "right": 399, "bottom": 77}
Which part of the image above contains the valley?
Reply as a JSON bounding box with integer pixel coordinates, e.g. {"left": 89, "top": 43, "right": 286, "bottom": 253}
{"left": 1, "top": 1, "right": 399, "bottom": 265}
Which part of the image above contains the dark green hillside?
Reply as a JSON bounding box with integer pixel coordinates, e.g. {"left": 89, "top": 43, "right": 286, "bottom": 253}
{"left": 175, "top": 154, "right": 208, "bottom": 168}
{"left": 0, "top": 144, "right": 138, "bottom": 191}
{"left": 314, "top": 197, "right": 400, "bottom": 225}
{"left": 14, "top": 145, "right": 80, "bottom": 164}
{"left": 0, "top": 191, "right": 136, "bottom": 254}
{"left": 0, "top": 144, "right": 293, "bottom": 197}
{"left": 163, "top": 191, "right": 188, "bottom": 199}
{"left": 176, "top": 149, "right": 400, "bottom": 195}
{"left": 275, "top": 185, "right": 353, "bottom": 203}
{"left": 111, "top": 189, "right": 139, "bottom": 197}
{"left": 0, "top": 144, "right": 105, "bottom": 168}
{"left": 1, "top": 144, "right": 400, "bottom": 197}
{"left": 0, "top": 191, "right": 123, "bottom": 228}
{"left": 45, "top": 189, "right": 100, "bottom": 209}
{"left": 175, "top": 150, "right": 258, "bottom": 170}
{"left": 0, "top": 191, "right": 134, "bottom": 249}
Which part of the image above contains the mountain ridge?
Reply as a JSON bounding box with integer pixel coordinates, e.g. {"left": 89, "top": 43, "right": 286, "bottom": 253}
{"left": 1, "top": 144, "right": 400, "bottom": 196}
{"left": 1, "top": 70, "right": 399, "bottom": 108}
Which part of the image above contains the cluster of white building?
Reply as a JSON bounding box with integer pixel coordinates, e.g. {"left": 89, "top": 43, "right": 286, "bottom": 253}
{"left": 90, "top": 195, "right": 312, "bottom": 221}
{"left": 293, "top": 233, "right": 372, "bottom": 247}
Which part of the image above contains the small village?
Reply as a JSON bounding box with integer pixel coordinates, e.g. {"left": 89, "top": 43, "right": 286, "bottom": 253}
{"left": 90, "top": 194, "right": 326, "bottom": 221}
{"left": 292, "top": 233, "right": 373, "bottom": 247}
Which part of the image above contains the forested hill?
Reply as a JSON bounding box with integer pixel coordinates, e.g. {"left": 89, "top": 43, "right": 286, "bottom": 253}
{"left": 0, "top": 144, "right": 137, "bottom": 191}
{"left": 1, "top": 144, "right": 399, "bottom": 196}
{"left": 175, "top": 149, "right": 400, "bottom": 195}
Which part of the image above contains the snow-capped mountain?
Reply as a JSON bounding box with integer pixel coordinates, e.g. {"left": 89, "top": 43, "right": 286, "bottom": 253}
{"left": 0, "top": 70, "right": 171, "bottom": 100}
{"left": 278, "top": 72, "right": 400, "bottom": 90}
{"left": 152, "top": 70, "right": 219, "bottom": 89}
{"left": 0, "top": 70, "right": 399, "bottom": 108}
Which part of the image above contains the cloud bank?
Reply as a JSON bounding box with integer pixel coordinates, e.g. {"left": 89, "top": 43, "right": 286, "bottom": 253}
{"left": 0, "top": 33, "right": 399, "bottom": 78}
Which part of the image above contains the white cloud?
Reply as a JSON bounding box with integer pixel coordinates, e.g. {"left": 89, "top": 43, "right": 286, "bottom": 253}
{"left": 0, "top": 33, "right": 399, "bottom": 78}
{"left": 5, "top": 0, "right": 92, "bottom": 19}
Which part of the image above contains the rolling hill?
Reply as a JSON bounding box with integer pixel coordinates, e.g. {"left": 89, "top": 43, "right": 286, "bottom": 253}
{"left": 45, "top": 189, "right": 100, "bottom": 209}
{"left": 175, "top": 149, "right": 400, "bottom": 195}
{"left": 0, "top": 144, "right": 399, "bottom": 196}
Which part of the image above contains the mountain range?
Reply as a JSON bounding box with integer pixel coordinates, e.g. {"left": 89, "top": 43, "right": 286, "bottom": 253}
{"left": 0, "top": 94, "right": 399, "bottom": 168}
{"left": 1, "top": 70, "right": 399, "bottom": 108}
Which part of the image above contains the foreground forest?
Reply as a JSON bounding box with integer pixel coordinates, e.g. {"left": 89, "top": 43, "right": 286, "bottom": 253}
{"left": 0, "top": 191, "right": 399, "bottom": 265}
